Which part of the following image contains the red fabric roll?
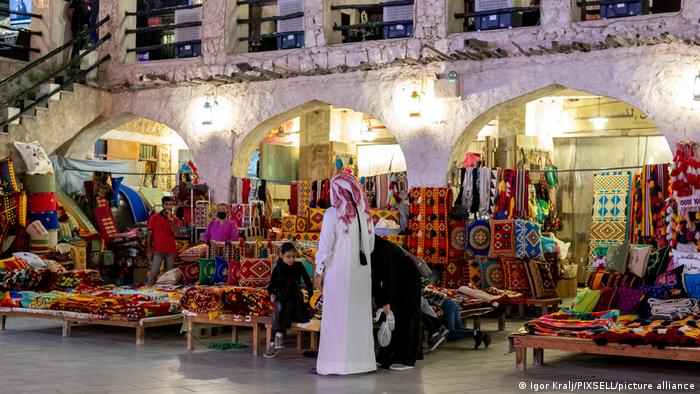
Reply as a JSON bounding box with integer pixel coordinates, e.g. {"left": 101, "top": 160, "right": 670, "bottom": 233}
{"left": 289, "top": 183, "right": 298, "bottom": 215}
{"left": 28, "top": 192, "right": 57, "bottom": 212}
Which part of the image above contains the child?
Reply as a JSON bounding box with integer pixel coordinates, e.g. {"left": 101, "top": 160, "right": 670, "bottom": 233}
{"left": 264, "top": 242, "right": 314, "bottom": 358}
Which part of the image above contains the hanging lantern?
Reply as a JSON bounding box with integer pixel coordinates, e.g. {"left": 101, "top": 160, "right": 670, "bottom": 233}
{"left": 409, "top": 90, "right": 421, "bottom": 118}
{"left": 694, "top": 72, "right": 700, "bottom": 101}
{"left": 201, "top": 94, "right": 218, "bottom": 126}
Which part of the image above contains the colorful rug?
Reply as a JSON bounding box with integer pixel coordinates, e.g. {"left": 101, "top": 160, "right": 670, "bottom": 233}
{"left": 443, "top": 259, "right": 465, "bottom": 289}
{"left": 448, "top": 219, "right": 467, "bottom": 260}
{"left": 489, "top": 219, "right": 515, "bottom": 258}
{"left": 588, "top": 170, "right": 631, "bottom": 269}
{"left": 297, "top": 181, "right": 313, "bottom": 219}
{"left": 515, "top": 219, "right": 543, "bottom": 260}
{"left": 406, "top": 187, "right": 452, "bottom": 265}
{"left": 467, "top": 219, "right": 491, "bottom": 256}
{"left": 500, "top": 257, "right": 531, "bottom": 296}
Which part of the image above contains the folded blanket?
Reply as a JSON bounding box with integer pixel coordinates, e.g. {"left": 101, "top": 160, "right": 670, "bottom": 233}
{"left": 525, "top": 308, "right": 619, "bottom": 339}
{"left": 648, "top": 298, "right": 699, "bottom": 320}
{"left": 180, "top": 286, "right": 224, "bottom": 314}
{"left": 458, "top": 285, "right": 502, "bottom": 306}
{"left": 222, "top": 287, "right": 275, "bottom": 317}
{"left": 594, "top": 316, "right": 700, "bottom": 348}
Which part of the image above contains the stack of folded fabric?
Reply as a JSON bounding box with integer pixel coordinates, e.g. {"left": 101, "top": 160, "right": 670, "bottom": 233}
{"left": 648, "top": 298, "right": 700, "bottom": 320}
{"left": 594, "top": 316, "right": 700, "bottom": 348}
{"left": 524, "top": 308, "right": 620, "bottom": 338}
{"left": 180, "top": 286, "right": 225, "bottom": 314}
{"left": 24, "top": 173, "right": 59, "bottom": 250}
{"left": 222, "top": 287, "right": 275, "bottom": 317}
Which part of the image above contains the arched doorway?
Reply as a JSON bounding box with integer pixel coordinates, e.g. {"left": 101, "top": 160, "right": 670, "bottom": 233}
{"left": 450, "top": 87, "right": 672, "bottom": 282}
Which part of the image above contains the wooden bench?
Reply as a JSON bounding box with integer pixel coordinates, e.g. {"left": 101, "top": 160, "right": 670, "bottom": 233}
{"left": 184, "top": 312, "right": 320, "bottom": 356}
{"left": 510, "top": 334, "right": 700, "bottom": 371}
{"left": 506, "top": 298, "right": 562, "bottom": 318}
{"left": 460, "top": 307, "right": 506, "bottom": 331}
{"left": 0, "top": 307, "right": 183, "bottom": 345}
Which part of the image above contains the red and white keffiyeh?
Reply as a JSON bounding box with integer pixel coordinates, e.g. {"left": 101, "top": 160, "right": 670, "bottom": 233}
{"left": 330, "top": 173, "right": 372, "bottom": 233}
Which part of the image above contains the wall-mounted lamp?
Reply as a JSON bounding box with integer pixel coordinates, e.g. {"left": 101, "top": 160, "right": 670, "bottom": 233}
{"left": 589, "top": 97, "right": 608, "bottom": 129}
{"left": 448, "top": 71, "right": 458, "bottom": 84}
{"left": 694, "top": 72, "right": 700, "bottom": 101}
{"left": 202, "top": 94, "right": 218, "bottom": 125}
{"left": 409, "top": 90, "right": 422, "bottom": 118}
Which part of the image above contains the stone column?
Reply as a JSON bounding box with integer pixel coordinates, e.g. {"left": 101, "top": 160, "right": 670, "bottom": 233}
{"left": 29, "top": 0, "right": 68, "bottom": 63}
{"left": 400, "top": 128, "right": 451, "bottom": 187}
{"left": 202, "top": 0, "right": 227, "bottom": 64}
{"left": 299, "top": 106, "right": 331, "bottom": 180}
{"left": 190, "top": 131, "right": 235, "bottom": 203}
{"left": 98, "top": 0, "right": 135, "bottom": 65}
{"left": 540, "top": 0, "right": 574, "bottom": 29}
{"left": 305, "top": 0, "right": 326, "bottom": 48}
{"left": 413, "top": 0, "right": 447, "bottom": 41}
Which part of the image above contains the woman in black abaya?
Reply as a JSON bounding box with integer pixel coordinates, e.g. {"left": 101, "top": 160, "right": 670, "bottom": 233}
{"left": 371, "top": 236, "right": 423, "bottom": 371}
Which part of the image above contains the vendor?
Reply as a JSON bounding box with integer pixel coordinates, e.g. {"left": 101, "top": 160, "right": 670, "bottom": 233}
{"left": 147, "top": 196, "right": 181, "bottom": 285}
{"left": 57, "top": 205, "right": 79, "bottom": 242}
{"left": 201, "top": 203, "right": 239, "bottom": 243}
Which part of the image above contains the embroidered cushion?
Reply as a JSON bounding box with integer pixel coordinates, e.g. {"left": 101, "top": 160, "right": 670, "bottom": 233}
{"left": 628, "top": 245, "right": 652, "bottom": 278}
{"left": 27, "top": 192, "right": 57, "bottom": 213}
{"left": 227, "top": 260, "right": 241, "bottom": 285}
{"left": 515, "top": 220, "right": 543, "bottom": 260}
{"left": 594, "top": 285, "right": 619, "bottom": 312}
{"left": 489, "top": 219, "right": 515, "bottom": 258}
{"left": 209, "top": 257, "right": 228, "bottom": 284}
{"left": 198, "top": 258, "right": 215, "bottom": 285}
{"left": 683, "top": 273, "right": 700, "bottom": 299}
{"left": 448, "top": 219, "right": 467, "bottom": 259}
{"left": 525, "top": 259, "right": 558, "bottom": 299}
{"left": 500, "top": 257, "right": 531, "bottom": 296}
{"left": 23, "top": 174, "right": 56, "bottom": 194}
{"left": 181, "top": 262, "right": 200, "bottom": 285}
{"left": 572, "top": 288, "right": 601, "bottom": 313}
{"left": 306, "top": 209, "right": 325, "bottom": 232}
{"left": 480, "top": 258, "right": 503, "bottom": 289}
{"left": 587, "top": 269, "right": 641, "bottom": 290}
{"left": 229, "top": 204, "right": 245, "bottom": 228}
{"left": 644, "top": 247, "right": 671, "bottom": 284}
{"left": 13, "top": 141, "right": 54, "bottom": 175}
{"left": 617, "top": 287, "right": 644, "bottom": 314}
{"left": 0, "top": 157, "right": 20, "bottom": 195}
{"left": 605, "top": 243, "right": 629, "bottom": 274}
{"left": 28, "top": 211, "right": 59, "bottom": 230}
{"left": 467, "top": 219, "right": 491, "bottom": 256}
{"left": 179, "top": 244, "right": 208, "bottom": 263}
{"left": 239, "top": 258, "right": 273, "bottom": 288}
{"left": 0, "top": 192, "right": 27, "bottom": 226}
{"left": 369, "top": 209, "right": 400, "bottom": 226}
{"left": 656, "top": 265, "right": 687, "bottom": 298}
{"left": 281, "top": 216, "right": 296, "bottom": 233}
{"left": 0, "top": 256, "right": 30, "bottom": 271}
{"left": 467, "top": 257, "right": 484, "bottom": 289}
{"left": 672, "top": 250, "right": 700, "bottom": 275}
{"left": 640, "top": 284, "right": 668, "bottom": 300}
{"left": 296, "top": 216, "right": 309, "bottom": 233}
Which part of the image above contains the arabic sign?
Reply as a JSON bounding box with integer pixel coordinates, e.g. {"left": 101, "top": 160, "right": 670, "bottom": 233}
{"left": 565, "top": 99, "right": 657, "bottom": 133}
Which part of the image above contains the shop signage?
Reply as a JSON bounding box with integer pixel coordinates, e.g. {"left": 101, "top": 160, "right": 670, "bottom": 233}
{"left": 676, "top": 189, "right": 700, "bottom": 214}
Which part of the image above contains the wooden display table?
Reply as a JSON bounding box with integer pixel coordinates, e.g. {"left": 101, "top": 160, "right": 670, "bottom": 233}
{"left": 461, "top": 307, "right": 506, "bottom": 331}
{"left": 0, "top": 307, "right": 183, "bottom": 345}
{"left": 510, "top": 334, "right": 700, "bottom": 371}
{"left": 183, "top": 312, "right": 320, "bottom": 356}
{"left": 506, "top": 298, "right": 562, "bottom": 318}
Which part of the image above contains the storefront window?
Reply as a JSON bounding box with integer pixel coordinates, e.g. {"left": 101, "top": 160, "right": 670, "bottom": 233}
{"left": 328, "top": 0, "right": 415, "bottom": 44}
{"left": 575, "top": 0, "right": 681, "bottom": 22}
{"left": 448, "top": 0, "right": 540, "bottom": 34}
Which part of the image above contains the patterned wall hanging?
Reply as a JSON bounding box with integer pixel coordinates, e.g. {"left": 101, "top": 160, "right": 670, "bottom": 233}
{"left": 588, "top": 170, "right": 631, "bottom": 270}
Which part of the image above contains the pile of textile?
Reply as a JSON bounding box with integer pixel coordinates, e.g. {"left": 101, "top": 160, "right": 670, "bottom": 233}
{"left": 524, "top": 309, "right": 620, "bottom": 339}
{"left": 648, "top": 298, "right": 700, "bottom": 320}
{"left": 594, "top": 316, "right": 700, "bottom": 348}
{"left": 0, "top": 268, "right": 101, "bottom": 292}
{"left": 483, "top": 287, "right": 526, "bottom": 305}
{"left": 180, "top": 286, "right": 310, "bottom": 318}
{"left": 222, "top": 287, "right": 276, "bottom": 317}
{"left": 180, "top": 286, "right": 225, "bottom": 314}
{"left": 422, "top": 284, "right": 490, "bottom": 313}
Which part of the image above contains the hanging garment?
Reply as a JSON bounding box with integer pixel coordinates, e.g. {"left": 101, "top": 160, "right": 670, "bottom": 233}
{"left": 364, "top": 176, "right": 377, "bottom": 208}
{"left": 257, "top": 179, "right": 267, "bottom": 202}
{"left": 461, "top": 169, "right": 474, "bottom": 213}
{"left": 490, "top": 169, "right": 500, "bottom": 216}
{"left": 241, "top": 178, "right": 251, "bottom": 205}
{"left": 297, "top": 181, "right": 313, "bottom": 219}
{"left": 396, "top": 171, "right": 409, "bottom": 203}
{"left": 469, "top": 168, "right": 480, "bottom": 215}
{"left": 318, "top": 179, "right": 331, "bottom": 209}
{"left": 478, "top": 167, "right": 491, "bottom": 217}
{"left": 376, "top": 173, "right": 390, "bottom": 209}
{"left": 289, "top": 183, "right": 298, "bottom": 215}
{"left": 310, "top": 181, "right": 318, "bottom": 208}
{"left": 514, "top": 170, "right": 530, "bottom": 219}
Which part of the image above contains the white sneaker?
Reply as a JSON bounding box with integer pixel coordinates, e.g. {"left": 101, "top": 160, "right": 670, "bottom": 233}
{"left": 389, "top": 364, "right": 415, "bottom": 371}
{"left": 274, "top": 333, "right": 285, "bottom": 349}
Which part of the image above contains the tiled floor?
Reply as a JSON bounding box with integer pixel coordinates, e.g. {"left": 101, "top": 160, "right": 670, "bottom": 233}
{"left": 1, "top": 317, "right": 698, "bottom": 394}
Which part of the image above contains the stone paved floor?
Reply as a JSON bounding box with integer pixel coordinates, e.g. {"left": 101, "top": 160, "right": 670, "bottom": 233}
{"left": 1, "top": 317, "right": 699, "bottom": 394}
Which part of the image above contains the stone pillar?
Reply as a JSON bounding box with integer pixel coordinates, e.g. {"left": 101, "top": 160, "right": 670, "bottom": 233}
{"left": 190, "top": 131, "right": 235, "bottom": 203}
{"left": 202, "top": 0, "right": 227, "bottom": 64}
{"left": 414, "top": 0, "right": 446, "bottom": 41}
{"left": 400, "top": 128, "right": 451, "bottom": 187}
{"left": 29, "top": 0, "right": 68, "bottom": 63}
{"left": 540, "top": 0, "right": 574, "bottom": 29}
{"left": 305, "top": 0, "right": 326, "bottom": 48}
{"left": 99, "top": 0, "right": 135, "bottom": 65}
{"left": 299, "top": 107, "right": 331, "bottom": 180}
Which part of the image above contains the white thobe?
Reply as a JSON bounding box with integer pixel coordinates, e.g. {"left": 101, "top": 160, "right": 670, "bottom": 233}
{"left": 315, "top": 207, "right": 376, "bottom": 375}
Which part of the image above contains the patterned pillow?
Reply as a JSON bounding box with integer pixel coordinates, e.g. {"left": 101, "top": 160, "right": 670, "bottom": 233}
{"left": 198, "top": 259, "right": 215, "bottom": 285}
{"left": 683, "top": 273, "right": 700, "bottom": 299}
{"left": 628, "top": 245, "right": 651, "bottom": 278}
{"left": 500, "top": 257, "right": 531, "bottom": 296}
{"left": 467, "top": 219, "right": 490, "bottom": 256}
{"left": 515, "top": 220, "right": 543, "bottom": 260}
{"left": 587, "top": 269, "right": 641, "bottom": 290}
{"left": 0, "top": 157, "right": 20, "bottom": 195}
{"left": 467, "top": 257, "right": 483, "bottom": 288}
{"left": 645, "top": 247, "right": 670, "bottom": 284}
{"left": 489, "top": 220, "right": 515, "bottom": 258}
{"left": 672, "top": 250, "right": 700, "bottom": 275}
{"left": 656, "top": 265, "right": 687, "bottom": 298}
{"left": 211, "top": 257, "right": 229, "bottom": 284}
{"left": 640, "top": 284, "right": 668, "bottom": 300}
{"left": 617, "top": 287, "right": 644, "bottom": 314}
{"left": 605, "top": 243, "right": 629, "bottom": 274}
{"left": 281, "top": 216, "right": 296, "bottom": 233}
{"left": 239, "top": 258, "right": 273, "bottom": 288}
{"left": 594, "top": 285, "right": 619, "bottom": 312}
{"left": 180, "top": 262, "right": 200, "bottom": 285}
{"left": 295, "top": 216, "right": 309, "bottom": 233}
{"left": 229, "top": 204, "right": 245, "bottom": 228}
{"left": 307, "top": 209, "right": 325, "bottom": 232}
{"left": 227, "top": 260, "right": 241, "bottom": 285}
{"left": 13, "top": 141, "right": 54, "bottom": 175}
{"left": 448, "top": 219, "right": 466, "bottom": 259}
{"left": 179, "top": 244, "right": 208, "bottom": 263}
{"left": 480, "top": 258, "right": 503, "bottom": 289}
{"left": 525, "top": 260, "right": 558, "bottom": 299}
{"left": 369, "top": 209, "right": 400, "bottom": 226}
{"left": 572, "top": 288, "right": 601, "bottom": 313}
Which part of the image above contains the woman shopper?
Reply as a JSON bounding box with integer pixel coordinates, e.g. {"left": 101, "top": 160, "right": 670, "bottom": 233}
{"left": 314, "top": 173, "right": 376, "bottom": 375}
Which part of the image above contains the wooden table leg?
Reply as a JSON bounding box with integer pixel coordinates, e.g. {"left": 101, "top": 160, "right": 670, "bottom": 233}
{"left": 518, "top": 304, "right": 525, "bottom": 319}
{"left": 232, "top": 326, "right": 238, "bottom": 343}
{"left": 0, "top": 315, "right": 6, "bottom": 330}
{"left": 296, "top": 331, "right": 302, "bottom": 350}
{"left": 135, "top": 325, "right": 145, "bottom": 345}
{"left": 186, "top": 319, "right": 194, "bottom": 351}
{"left": 472, "top": 318, "right": 481, "bottom": 331}
{"left": 310, "top": 331, "right": 318, "bottom": 351}
{"left": 265, "top": 324, "right": 273, "bottom": 350}
{"left": 252, "top": 324, "right": 260, "bottom": 357}
{"left": 515, "top": 347, "right": 527, "bottom": 371}
{"left": 533, "top": 348, "right": 544, "bottom": 366}
{"left": 498, "top": 311, "right": 506, "bottom": 331}
{"left": 62, "top": 321, "right": 71, "bottom": 337}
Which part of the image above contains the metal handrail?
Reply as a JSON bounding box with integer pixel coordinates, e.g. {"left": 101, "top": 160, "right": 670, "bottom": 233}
{"left": 0, "top": 15, "right": 111, "bottom": 87}
{"left": 331, "top": 0, "right": 414, "bottom": 11}
{"left": 454, "top": 6, "right": 538, "bottom": 19}
{"left": 332, "top": 19, "right": 413, "bottom": 31}
{"left": 0, "top": 42, "right": 40, "bottom": 53}
{"left": 125, "top": 21, "right": 201, "bottom": 35}
{"left": 0, "top": 25, "right": 42, "bottom": 35}
{"left": 0, "top": 6, "right": 43, "bottom": 19}
{"left": 238, "top": 30, "right": 304, "bottom": 42}
{"left": 126, "top": 39, "right": 201, "bottom": 54}
{"left": 1, "top": 32, "right": 112, "bottom": 108}
{"left": 0, "top": 54, "right": 111, "bottom": 130}
{"left": 237, "top": 12, "right": 304, "bottom": 24}
{"left": 125, "top": 3, "right": 202, "bottom": 17}
{"left": 576, "top": 0, "right": 641, "bottom": 6}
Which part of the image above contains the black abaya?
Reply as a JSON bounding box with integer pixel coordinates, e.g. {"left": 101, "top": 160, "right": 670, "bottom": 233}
{"left": 371, "top": 236, "right": 423, "bottom": 368}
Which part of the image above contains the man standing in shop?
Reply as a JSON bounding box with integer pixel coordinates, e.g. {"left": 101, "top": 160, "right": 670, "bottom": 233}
{"left": 146, "top": 196, "right": 181, "bottom": 285}
{"left": 65, "top": 0, "right": 92, "bottom": 72}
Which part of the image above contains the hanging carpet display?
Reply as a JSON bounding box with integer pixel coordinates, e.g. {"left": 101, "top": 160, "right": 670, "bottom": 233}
{"left": 588, "top": 170, "right": 631, "bottom": 270}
